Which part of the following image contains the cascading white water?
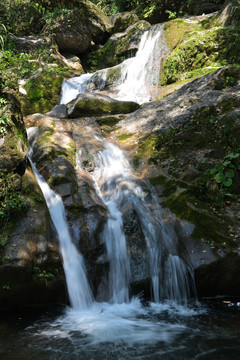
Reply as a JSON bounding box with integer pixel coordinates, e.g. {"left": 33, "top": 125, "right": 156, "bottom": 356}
{"left": 116, "top": 24, "right": 169, "bottom": 104}
{"left": 60, "top": 73, "right": 93, "bottom": 105}
{"left": 80, "top": 135, "right": 194, "bottom": 304}
{"left": 78, "top": 139, "right": 131, "bottom": 304}
{"left": 27, "top": 128, "right": 93, "bottom": 310}
{"left": 59, "top": 25, "right": 169, "bottom": 105}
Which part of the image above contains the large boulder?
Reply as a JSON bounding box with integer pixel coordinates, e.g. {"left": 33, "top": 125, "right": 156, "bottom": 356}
{"left": 115, "top": 66, "right": 240, "bottom": 297}
{"left": 109, "top": 11, "right": 139, "bottom": 34}
{"left": 67, "top": 92, "right": 140, "bottom": 117}
{"left": 48, "top": 0, "right": 112, "bottom": 54}
{"left": 161, "top": 1, "right": 240, "bottom": 85}
{"left": 15, "top": 36, "right": 84, "bottom": 116}
{"left": 25, "top": 114, "right": 108, "bottom": 301}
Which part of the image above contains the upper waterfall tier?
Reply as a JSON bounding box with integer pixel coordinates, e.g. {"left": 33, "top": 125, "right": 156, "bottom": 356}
{"left": 60, "top": 24, "right": 169, "bottom": 105}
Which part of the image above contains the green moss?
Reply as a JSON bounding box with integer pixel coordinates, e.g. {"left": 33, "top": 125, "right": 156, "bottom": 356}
{"left": 161, "top": 28, "right": 240, "bottom": 85}
{"left": 48, "top": 175, "right": 72, "bottom": 187}
{"left": 37, "top": 127, "right": 55, "bottom": 146}
{"left": 164, "top": 18, "right": 199, "bottom": 51}
{"left": 116, "top": 133, "right": 134, "bottom": 141}
{"left": 96, "top": 116, "right": 123, "bottom": 127}
{"left": 163, "top": 192, "right": 235, "bottom": 247}
{"left": 22, "top": 67, "right": 69, "bottom": 116}
{"left": 68, "top": 203, "right": 86, "bottom": 216}
{"left": 185, "top": 66, "right": 220, "bottom": 80}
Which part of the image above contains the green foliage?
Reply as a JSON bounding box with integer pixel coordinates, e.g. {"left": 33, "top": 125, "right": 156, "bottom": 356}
{"left": 195, "top": 152, "right": 240, "bottom": 205}
{"left": 165, "top": 10, "right": 177, "bottom": 19}
{"left": 33, "top": 266, "right": 58, "bottom": 285}
{"left": 0, "top": 97, "right": 11, "bottom": 135}
{"left": 2, "top": 284, "right": 10, "bottom": 290}
{"left": 0, "top": 22, "right": 8, "bottom": 50}
{"left": 0, "top": 235, "right": 9, "bottom": 247}
{"left": 0, "top": 174, "right": 29, "bottom": 226}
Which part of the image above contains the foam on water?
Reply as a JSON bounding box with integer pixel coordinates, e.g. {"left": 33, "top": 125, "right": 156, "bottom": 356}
{"left": 32, "top": 299, "right": 205, "bottom": 347}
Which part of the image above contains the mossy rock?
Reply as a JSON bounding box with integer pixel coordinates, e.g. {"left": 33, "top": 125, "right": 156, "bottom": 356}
{"left": 68, "top": 92, "right": 140, "bottom": 117}
{"left": 87, "top": 64, "right": 123, "bottom": 91}
{"left": 163, "top": 192, "right": 235, "bottom": 247}
{"left": 164, "top": 18, "right": 199, "bottom": 51}
{"left": 20, "top": 67, "right": 68, "bottom": 116}
{"left": 161, "top": 27, "right": 240, "bottom": 85}
{"left": 110, "top": 11, "right": 139, "bottom": 34}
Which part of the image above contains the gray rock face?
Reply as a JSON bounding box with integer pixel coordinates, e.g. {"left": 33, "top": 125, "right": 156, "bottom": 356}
{"left": 51, "top": 1, "right": 112, "bottom": 54}
{"left": 46, "top": 104, "right": 68, "bottom": 119}
{"left": 119, "top": 66, "right": 240, "bottom": 136}
{"left": 68, "top": 92, "right": 140, "bottom": 117}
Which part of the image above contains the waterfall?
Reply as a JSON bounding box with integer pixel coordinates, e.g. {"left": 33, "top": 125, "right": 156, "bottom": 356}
{"left": 116, "top": 24, "right": 169, "bottom": 104}
{"left": 27, "top": 128, "right": 93, "bottom": 310}
{"left": 60, "top": 25, "right": 169, "bottom": 105}
{"left": 60, "top": 73, "right": 93, "bottom": 105}
{"left": 79, "top": 135, "right": 195, "bottom": 304}
{"left": 78, "top": 139, "right": 131, "bottom": 304}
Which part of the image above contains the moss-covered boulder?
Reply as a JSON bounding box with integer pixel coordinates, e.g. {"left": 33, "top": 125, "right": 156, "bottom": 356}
{"left": 86, "top": 20, "right": 150, "bottom": 71}
{"left": 13, "top": 36, "right": 84, "bottom": 116}
{"left": 161, "top": 1, "right": 240, "bottom": 85}
{"left": 46, "top": 0, "right": 112, "bottom": 54}
{"left": 19, "top": 67, "right": 68, "bottom": 117}
{"left": 26, "top": 115, "right": 109, "bottom": 301}
{"left": 109, "top": 11, "right": 139, "bottom": 34}
{"left": 87, "top": 64, "right": 123, "bottom": 91}
{"left": 67, "top": 92, "right": 140, "bottom": 117}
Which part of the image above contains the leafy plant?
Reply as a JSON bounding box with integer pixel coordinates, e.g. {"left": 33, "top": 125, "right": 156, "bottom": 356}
{"left": 0, "top": 113, "right": 11, "bottom": 135}
{"left": 0, "top": 22, "right": 8, "bottom": 50}
{"left": 195, "top": 151, "right": 240, "bottom": 205}
{"left": 2, "top": 284, "right": 10, "bottom": 290}
{"left": 165, "top": 9, "right": 177, "bottom": 19}
{"left": 33, "top": 266, "right": 57, "bottom": 285}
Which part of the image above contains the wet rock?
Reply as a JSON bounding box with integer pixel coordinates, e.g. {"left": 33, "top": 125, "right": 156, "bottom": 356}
{"left": 0, "top": 167, "right": 66, "bottom": 308}
{"left": 110, "top": 11, "right": 139, "bottom": 34}
{"left": 195, "top": 252, "right": 240, "bottom": 297}
{"left": 46, "top": 104, "right": 68, "bottom": 119}
{"left": 68, "top": 92, "right": 140, "bottom": 117}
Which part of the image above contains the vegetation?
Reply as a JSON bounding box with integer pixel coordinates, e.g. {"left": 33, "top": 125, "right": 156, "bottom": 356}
{"left": 0, "top": 174, "right": 29, "bottom": 228}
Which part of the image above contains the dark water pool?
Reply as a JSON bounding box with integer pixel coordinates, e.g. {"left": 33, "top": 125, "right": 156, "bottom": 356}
{"left": 0, "top": 300, "right": 240, "bottom": 360}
